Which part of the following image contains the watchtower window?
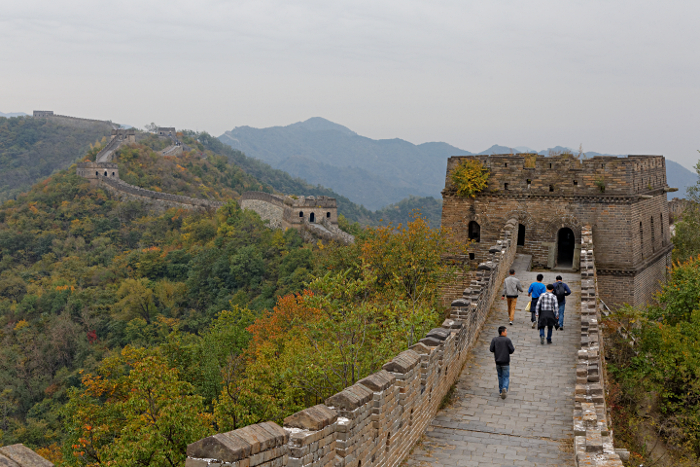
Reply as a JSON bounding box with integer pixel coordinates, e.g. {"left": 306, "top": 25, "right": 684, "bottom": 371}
{"left": 549, "top": 163, "right": 552, "bottom": 169}
{"left": 112, "top": 172, "right": 115, "bottom": 177}
{"left": 526, "top": 179, "right": 531, "bottom": 188}
{"left": 517, "top": 224, "right": 526, "bottom": 246}
{"left": 573, "top": 180, "right": 578, "bottom": 186}
{"left": 95, "top": 171, "right": 99, "bottom": 176}
{"left": 468, "top": 221, "right": 481, "bottom": 243}
{"left": 299, "top": 211, "right": 304, "bottom": 218}
{"left": 504, "top": 183, "right": 509, "bottom": 190}
{"left": 309, "top": 212, "right": 315, "bottom": 223}
{"left": 504, "top": 162, "right": 508, "bottom": 167}
{"left": 104, "top": 171, "right": 108, "bottom": 176}
{"left": 650, "top": 216, "right": 655, "bottom": 252}
{"left": 640, "top": 221, "right": 644, "bottom": 259}
{"left": 469, "top": 253, "right": 475, "bottom": 260}
{"left": 326, "top": 212, "right": 331, "bottom": 218}
{"left": 549, "top": 185, "right": 554, "bottom": 192}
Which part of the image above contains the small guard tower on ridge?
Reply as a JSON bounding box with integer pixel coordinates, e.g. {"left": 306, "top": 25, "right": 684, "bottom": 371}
{"left": 441, "top": 153, "right": 674, "bottom": 309}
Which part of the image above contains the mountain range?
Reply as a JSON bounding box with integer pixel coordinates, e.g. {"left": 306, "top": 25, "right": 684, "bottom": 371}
{"left": 0, "top": 111, "right": 28, "bottom": 118}
{"left": 219, "top": 118, "right": 697, "bottom": 208}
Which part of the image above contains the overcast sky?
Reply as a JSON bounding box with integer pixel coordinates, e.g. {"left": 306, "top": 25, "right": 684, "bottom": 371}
{"left": 2, "top": 0, "right": 699, "bottom": 169}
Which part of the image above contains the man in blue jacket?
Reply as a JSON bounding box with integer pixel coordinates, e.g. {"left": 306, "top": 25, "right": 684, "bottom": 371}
{"left": 528, "top": 274, "right": 546, "bottom": 329}
{"left": 553, "top": 275, "right": 572, "bottom": 331}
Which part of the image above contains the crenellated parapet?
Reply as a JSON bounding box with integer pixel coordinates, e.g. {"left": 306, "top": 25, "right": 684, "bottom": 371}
{"left": 184, "top": 218, "right": 518, "bottom": 467}
{"left": 572, "top": 226, "right": 628, "bottom": 466}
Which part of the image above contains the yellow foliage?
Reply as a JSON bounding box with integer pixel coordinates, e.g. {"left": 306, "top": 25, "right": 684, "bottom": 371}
{"left": 14, "top": 320, "right": 29, "bottom": 331}
{"left": 449, "top": 159, "right": 490, "bottom": 198}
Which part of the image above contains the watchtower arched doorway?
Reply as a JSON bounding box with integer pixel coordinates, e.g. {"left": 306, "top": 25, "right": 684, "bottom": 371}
{"left": 309, "top": 212, "right": 315, "bottom": 223}
{"left": 517, "top": 224, "right": 526, "bottom": 246}
{"left": 468, "top": 221, "right": 480, "bottom": 243}
{"left": 557, "top": 227, "right": 575, "bottom": 268}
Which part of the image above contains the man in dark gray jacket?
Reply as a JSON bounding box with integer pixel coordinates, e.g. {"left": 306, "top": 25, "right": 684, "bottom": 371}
{"left": 489, "top": 326, "right": 515, "bottom": 399}
{"left": 501, "top": 269, "right": 523, "bottom": 325}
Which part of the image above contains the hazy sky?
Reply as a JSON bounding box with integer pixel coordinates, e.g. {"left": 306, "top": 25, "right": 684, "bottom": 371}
{"left": 2, "top": 0, "right": 699, "bottom": 169}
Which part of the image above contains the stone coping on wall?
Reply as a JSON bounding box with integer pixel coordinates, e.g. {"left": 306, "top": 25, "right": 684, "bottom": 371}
{"left": 0, "top": 444, "right": 53, "bottom": 466}
{"left": 184, "top": 218, "right": 519, "bottom": 467}
{"left": 572, "top": 226, "right": 627, "bottom": 466}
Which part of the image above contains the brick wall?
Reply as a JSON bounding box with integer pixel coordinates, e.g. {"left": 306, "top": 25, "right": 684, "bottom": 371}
{"left": 185, "top": 219, "right": 517, "bottom": 467}
{"left": 241, "top": 198, "right": 285, "bottom": 229}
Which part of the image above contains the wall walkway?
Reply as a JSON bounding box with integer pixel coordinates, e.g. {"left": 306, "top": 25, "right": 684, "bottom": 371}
{"left": 405, "top": 269, "right": 581, "bottom": 467}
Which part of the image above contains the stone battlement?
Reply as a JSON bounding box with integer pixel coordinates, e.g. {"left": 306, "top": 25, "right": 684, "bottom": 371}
{"left": 445, "top": 154, "right": 670, "bottom": 197}
{"left": 572, "top": 227, "right": 626, "bottom": 466}
{"left": 185, "top": 218, "right": 518, "bottom": 467}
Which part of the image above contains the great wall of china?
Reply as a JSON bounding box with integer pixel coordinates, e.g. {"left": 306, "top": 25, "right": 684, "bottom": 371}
{"left": 183, "top": 218, "right": 625, "bottom": 467}
{"left": 17, "top": 111, "right": 678, "bottom": 466}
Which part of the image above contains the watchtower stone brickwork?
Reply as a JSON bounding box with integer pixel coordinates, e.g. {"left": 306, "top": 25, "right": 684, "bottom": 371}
{"left": 32, "top": 110, "right": 54, "bottom": 117}
{"left": 240, "top": 192, "right": 352, "bottom": 244}
{"left": 76, "top": 161, "right": 119, "bottom": 181}
{"left": 111, "top": 128, "right": 136, "bottom": 143}
{"left": 442, "top": 154, "right": 674, "bottom": 309}
{"left": 157, "top": 127, "right": 177, "bottom": 137}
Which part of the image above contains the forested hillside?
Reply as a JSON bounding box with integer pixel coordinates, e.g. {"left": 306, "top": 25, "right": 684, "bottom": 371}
{"left": 0, "top": 116, "right": 113, "bottom": 202}
{"left": 0, "top": 137, "right": 459, "bottom": 465}
{"left": 0, "top": 141, "right": 317, "bottom": 456}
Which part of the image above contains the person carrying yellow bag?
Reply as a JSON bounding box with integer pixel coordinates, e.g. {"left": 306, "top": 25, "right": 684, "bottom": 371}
{"left": 500, "top": 269, "right": 523, "bottom": 325}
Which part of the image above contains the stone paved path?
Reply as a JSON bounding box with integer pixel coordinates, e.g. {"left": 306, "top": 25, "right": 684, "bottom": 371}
{"left": 405, "top": 268, "right": 581, "bottom": 467}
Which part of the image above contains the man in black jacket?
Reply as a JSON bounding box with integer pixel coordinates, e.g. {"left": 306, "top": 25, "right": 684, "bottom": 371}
{"left": 489, "top": 326, "right": 515, "bottom": 399}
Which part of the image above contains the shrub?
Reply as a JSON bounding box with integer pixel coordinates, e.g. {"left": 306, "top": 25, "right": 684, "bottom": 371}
{"left": 449, "top": 159, "right": 489, "bottom": 198}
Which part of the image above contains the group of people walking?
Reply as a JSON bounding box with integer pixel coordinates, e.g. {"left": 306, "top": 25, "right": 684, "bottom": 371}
{"left": 489, "top": 269, "right": 571, "bottom": 399}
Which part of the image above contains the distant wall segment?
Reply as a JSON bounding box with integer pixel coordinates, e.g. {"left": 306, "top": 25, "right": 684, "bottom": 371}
{"left": 240, "top": 191, "right": 351, "bottom": 243}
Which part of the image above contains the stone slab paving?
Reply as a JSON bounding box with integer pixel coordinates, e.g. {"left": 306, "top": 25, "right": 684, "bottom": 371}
{"left": 405, "top": 269, "right": 581, "bottom": 467}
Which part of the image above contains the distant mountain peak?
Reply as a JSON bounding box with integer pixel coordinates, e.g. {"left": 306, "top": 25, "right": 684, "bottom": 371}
{"left": 288, "top": 117, "right": 357, "bottom": 136}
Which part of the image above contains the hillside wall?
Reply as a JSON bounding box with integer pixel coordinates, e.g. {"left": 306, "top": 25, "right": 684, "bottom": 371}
{"left": 96, "top": 176, "right": 224, "bottom": 211}
{"left": 33, "top": 111, "right": 113, "bottom": 128}
{"left": 184, "top": 219, "right": 518, "bottom": 467}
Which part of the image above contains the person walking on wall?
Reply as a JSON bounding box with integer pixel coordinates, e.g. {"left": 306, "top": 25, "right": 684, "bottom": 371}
{"left": 527, "top": 274, "right": 547, "bottom": 329}
{"left": 535, "top": 284, "right": 559, "bottom": 345}
{"left": 553, "top": 275, "right": 572, "bottom": 331}
{"left": 501, "top": 269, "right": 523, "bottom": 325}
{"left": 490, "top": 326, "right": 515, "bottom": 399}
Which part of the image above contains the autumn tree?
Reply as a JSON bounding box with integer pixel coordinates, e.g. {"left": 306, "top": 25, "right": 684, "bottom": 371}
{"left": 62, "top": 347, "right": 213, "bottom": 467}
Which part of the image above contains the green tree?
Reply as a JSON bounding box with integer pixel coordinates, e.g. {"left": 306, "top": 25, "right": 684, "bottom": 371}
{"left": 62, "top": 347, "right": 213, "bottom": 467}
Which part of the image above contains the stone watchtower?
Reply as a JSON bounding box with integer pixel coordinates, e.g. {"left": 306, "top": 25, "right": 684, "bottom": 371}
{"left": 441, "top": 154, "right": 674, "bottom": 308}
{"left": 111, "top": 128, "right": 136, "bottom": 143}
